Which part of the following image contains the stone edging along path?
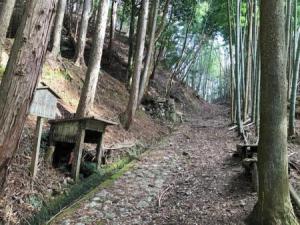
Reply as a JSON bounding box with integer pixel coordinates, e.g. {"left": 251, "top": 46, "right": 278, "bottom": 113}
{"left": 48, "top": 133, "right": 182, "bottom": 225}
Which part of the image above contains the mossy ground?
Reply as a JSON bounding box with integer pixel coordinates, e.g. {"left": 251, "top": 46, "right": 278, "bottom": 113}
{"left": 47, "top": 161, "right": 135, "bottom": 225}
{"left": 43, "top": 65, "right": 72, "bottom": 82}
{"left": 24, "top": 155, "right": 136, "bottom": 225}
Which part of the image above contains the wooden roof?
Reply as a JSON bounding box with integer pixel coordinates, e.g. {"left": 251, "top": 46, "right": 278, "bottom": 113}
{"left": 49, "top": 116, "right": 118, "bottom": 126}
{"left": 38, "top": 82, "right": 61, "bottom": 99}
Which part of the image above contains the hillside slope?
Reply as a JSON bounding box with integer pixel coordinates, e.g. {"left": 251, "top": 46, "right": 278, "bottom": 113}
{"left": 0, "top": 35, "right": 207, "bottom": 224}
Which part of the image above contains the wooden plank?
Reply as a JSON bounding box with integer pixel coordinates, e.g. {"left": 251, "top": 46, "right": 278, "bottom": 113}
{"left": 85, "top": 119, "right": 105, "bottom": 132}
{"left": 237, "top": 144, "right": 258, "bottom": 148}
{"left": 49, "top": 116, "right": 118, "bottom": 126}
{"left": 29, "top": 89, "right": 58, "bottom": 119}
{"left": 72, "top": 126, "right": 86, "bottom": 181}
{"left": 30, "top": 117, "right": 43, "bottom": 179}
{"left": 51, "top": 121, "right": 79, "bottom": 143}
{"left": 96, "top": 132, "right": 105, "bottom": 170}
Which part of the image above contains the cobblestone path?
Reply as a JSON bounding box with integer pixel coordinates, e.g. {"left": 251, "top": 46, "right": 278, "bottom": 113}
{"left": 51, "top": 112, "right": 256, "bottom": 225}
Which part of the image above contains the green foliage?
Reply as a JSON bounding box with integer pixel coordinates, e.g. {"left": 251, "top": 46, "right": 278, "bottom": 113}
{"left": 153, "top": 0, "right": 232, "bottom": 102}
{"left": 195, "top": 2, "right": 209, "bottom": 24}
{"left": 160, "top": 0, "right": 213, "bottom": 69}
{"left": 240, "top": 2, "right": 247, "bottom": 25}
{"left": 80, "top": 162, "right": 98, "bottom": 177}
{"left": 204, "top": 0, "right": 229, "bottom": 39}
{"left": 204, "top": 0, "right": 250, "bottom": 41}
{"left": 117, "top": 0, "right": 131, "bottom": 26}
{"left": 93, "top": 0, "right": 100, "bottom": 9}
{"left": 172, "top": 0, "right": 198, "bottom": 22}
{"left": 27, "top": 196, "right": 43, "bottom": 210}
{"left": 43, "top": 66, "right": 72, "bottom": 82}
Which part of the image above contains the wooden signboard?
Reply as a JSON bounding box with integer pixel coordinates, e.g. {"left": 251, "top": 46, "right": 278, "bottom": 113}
{"left": 29, "top": 84, "right": 60, "bottom": 179}
{"left": 29, "top": 86, "right": 60, "bottom": 119}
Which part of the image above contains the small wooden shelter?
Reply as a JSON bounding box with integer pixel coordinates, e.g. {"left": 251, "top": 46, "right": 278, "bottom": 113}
{"left": 48, "top": 117, "right": 118, "bottom": 181}
{"left": 29, "top": 84, "right": 61, "bottom": 179}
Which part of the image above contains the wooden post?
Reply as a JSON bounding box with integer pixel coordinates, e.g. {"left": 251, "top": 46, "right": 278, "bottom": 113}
{"left": 30, "top": 116, "right": 43, "bottom": 179}
{"left": 72, "top": 127, "right": 85, "bottom": 181}
{"left": 45, "top": 145, "right": 55, "bottom": 166}
{"left": 96, "top": 131, "right": 105, "bottom": 170}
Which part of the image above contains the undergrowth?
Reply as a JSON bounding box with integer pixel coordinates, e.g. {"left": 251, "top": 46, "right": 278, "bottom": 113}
{"left": 43, "top": 65, "right": 72, "bottom": 82}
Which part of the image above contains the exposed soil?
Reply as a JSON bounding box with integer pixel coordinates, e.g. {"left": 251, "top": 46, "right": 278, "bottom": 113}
{"left": 49, "top": 105, "right": 258, "bottom": 225}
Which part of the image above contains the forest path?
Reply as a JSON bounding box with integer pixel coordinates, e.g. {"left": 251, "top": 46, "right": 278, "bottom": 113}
{"left": 51, "top": 106, "right": 256, "bottom": 225}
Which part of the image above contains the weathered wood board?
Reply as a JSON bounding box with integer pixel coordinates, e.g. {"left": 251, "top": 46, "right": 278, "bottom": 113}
{"left": 49, "top": 117, "right": 117, "bottom": 144}
{"left": 30, "top": 86, "right": 60, "bottom": 119}
{"left": 50, "top": 120, "right": 80, "bottom": 143}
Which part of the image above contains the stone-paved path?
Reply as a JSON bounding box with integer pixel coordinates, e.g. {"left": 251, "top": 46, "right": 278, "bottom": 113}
{"left": 51, "top": 111, "right": 256, "bottom": 225}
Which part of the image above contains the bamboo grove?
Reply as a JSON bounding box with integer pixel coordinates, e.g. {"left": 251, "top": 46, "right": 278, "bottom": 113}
{"left": 151, "top": 0, "right": 299, "bottom": 140}
{"left": 47, "top": 0, "right": 300, "bottom": 137}
{"left": 224, "top": 0, "right": 300, "bottom": 138}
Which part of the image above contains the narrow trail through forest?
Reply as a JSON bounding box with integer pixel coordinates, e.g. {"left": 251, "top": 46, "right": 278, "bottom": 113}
{"left": 51, "top": 106, "right": 256, "bottom": 225}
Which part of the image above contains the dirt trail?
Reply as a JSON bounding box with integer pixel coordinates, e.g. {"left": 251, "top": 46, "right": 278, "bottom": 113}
{"left": 51, "top": 106, "right": 256, "bottom": 225}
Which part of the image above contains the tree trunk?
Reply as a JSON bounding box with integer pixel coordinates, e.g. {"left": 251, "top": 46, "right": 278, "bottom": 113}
{"left": 289, "top": 27, "right": 300, "bottom": 136}
{"left": 250, "top": 0, "right": 258, "bottom": 122}
{"left": 122, "top": 0, "right": 149, "bottom": 129}
{"left": 118, "top": 4, "right": 126, "bottom": 32}
{"left": 165, "top": 20, "right": 191, "bottom": 97}
{"left": 126, "top": 0, "right": 136, "bottom": 83}
{"left": 203, "top": 74, "right": 208, "bottom": 101}
{"left": 0, "top": 0, "right": 17, "bottom": 63}
{"left": 177, "top": 40, "right": 201, "bottom": 77}
{"left": 243, "top": 0, "right": 254, "bottom": 120}
{"left": 0, "top": 0, "right": 17, "bottom": 38}
{"left": 51, "top": 0, "right": 67, "bottom": 58}
{"left": 74, "top": 0, "right": 92, "bottom": 66}
{"left": 196, "top": 68, "right": 203, "bottom": 94}
{"left": 0, "top": 0, "right": 57, "bottom": 192}
{"left": 154, "top": 0, "right": 170, "bottom": 41}
{"left": 255, "top": 48, "right": 261, "bottom": 136}
{"left": 109, "top": 0, "right": 118, "bottom": 51}
{"left": 138, "top": 0, "right": 159, "bottom": 103}
{"left": 75, "top": 1, "right": 83, "bottom": 37}
{"left": 179, "top": 45, "right": 202, "bottom": 82}
{"left": 240, "top": 27, "right": 245, "bottom": 108}
{"left": 76, "top": 0, "right": 110, "bottom": 117}
{"left": 235, "top": 0, "right": 243, "bottom": 134}
{"left": 287, "top": 6, "right": 294, "bottom": 99}
{"left": 150, "top": 40, "right": 165, "bottom": 80}
{"left": 227, "top": 0, "right": 235, "bottom": 124}
{"left": 247, "top": 0, "right": 299, "bottom": 224}
{"left": 91, "top": 3, "right": 98, "bottom": 28}
{"left": 286, "top": 0, "right": 292, "bottom": 53}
